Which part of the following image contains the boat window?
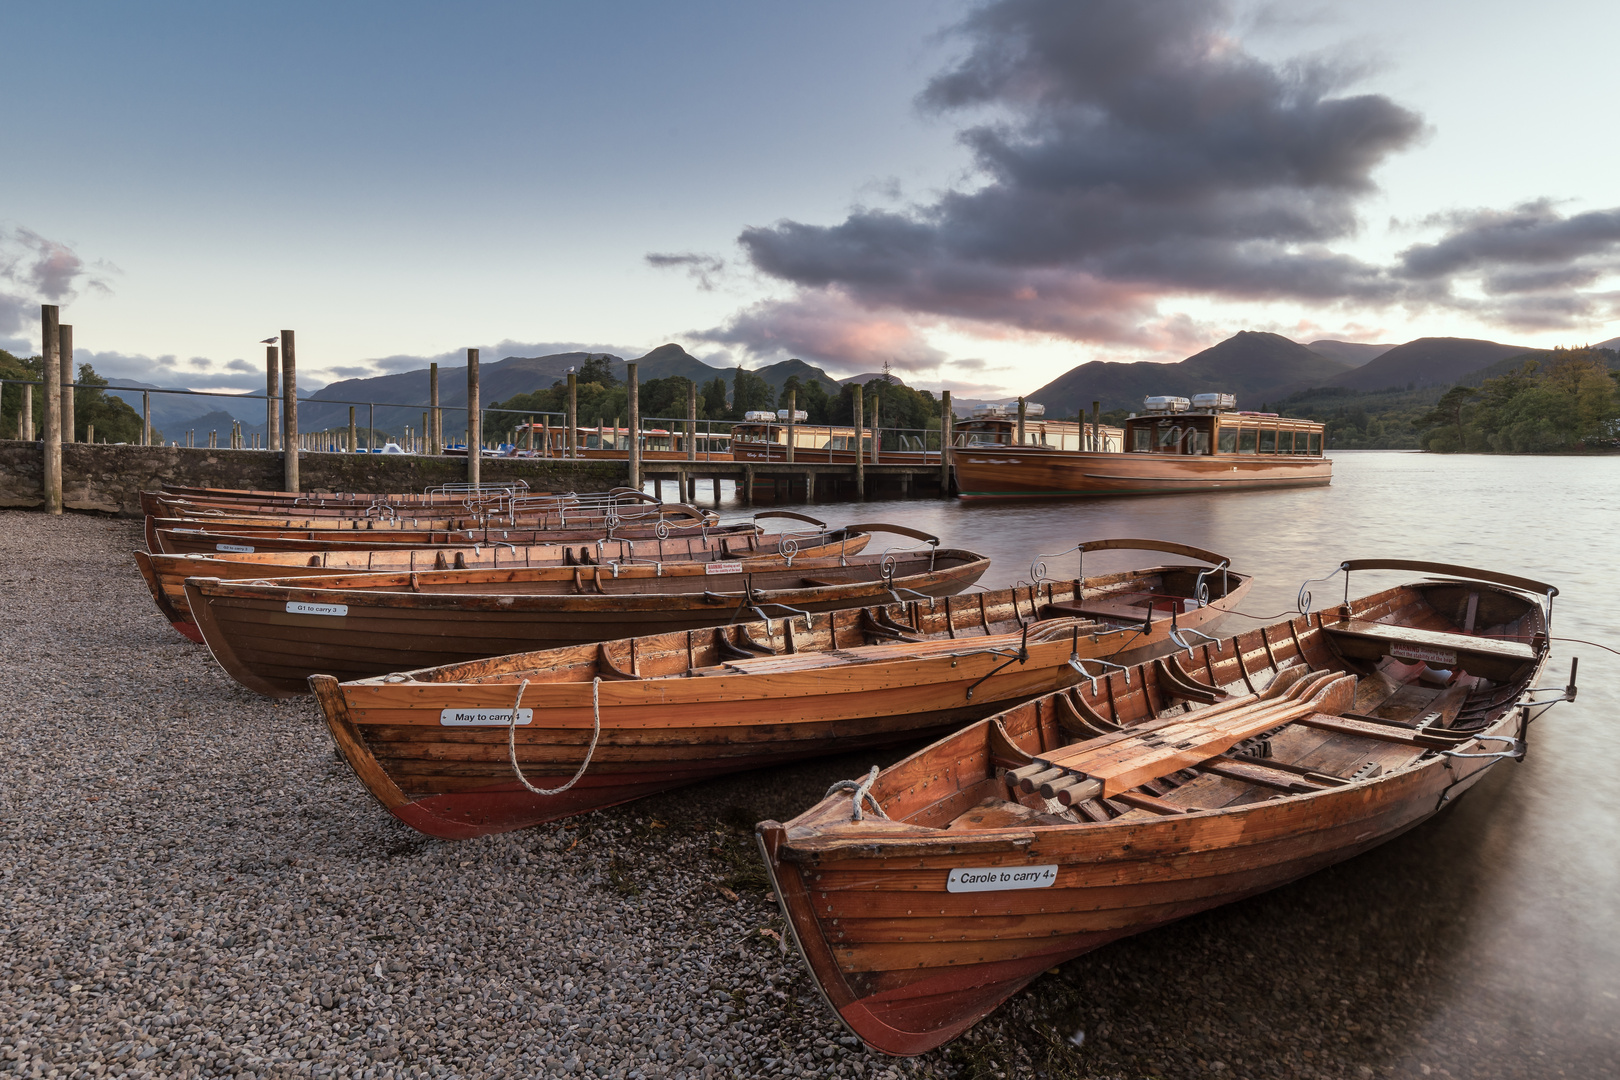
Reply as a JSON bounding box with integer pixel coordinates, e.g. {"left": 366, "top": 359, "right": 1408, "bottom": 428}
{"left": 1156, "top": 424, "right": 1183, "bottom": 451}
{"left": 1217, "top": 427, "right": 1238, "bottom": 453}
{"left": 1275, "top": 429, "right": 1293, "bottom": 454}
{"left": 1188, "top": 428, "right": 1210, "bottom": 454}
{"left": 1239, "top": 427, "right": 1257, "bottom": 453}
{"left": 1308, "top": 432, "right": 1322, "bottom": 455}
{"left": 1258, "top": 428, "right": 1276, "bottom": 453}
{"left": 1132, "top": 426, "right": 1153, "bottom": 452}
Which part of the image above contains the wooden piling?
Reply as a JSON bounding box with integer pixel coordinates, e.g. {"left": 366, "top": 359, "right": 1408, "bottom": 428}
{"left": 542, "top": 415, "right": 551, "bottom": 458}
{"left": 266, "top": 345, "right": 280, "bottom": 451}
{"left": 686, "top": 382, "right": 697, "bottom": 461}
{"left": 872, "top": 388, "right": 881, "bottom": 465}
{"left": 22, "top": 377, "right": 33, "bottom": 441}
{"left": 940, "top": 390, "right": 953, "bottom": 497}
{"left": 567, "top": 372, "right": 578, "bottom": 459}
{"left": 466, "top": 348, "right": 480, "bottom": 486}
{"left": 1092, "top": 400, "right": 1101, "bottom": 451}
{"left": 525, "top": 415, "right": 534, "bottom": 453}
{"left": 785, "top": 389, "right": 796, "bottom": 463}
{"left": 1016, "top": 397, "right": 1027, "bottom": 447}
{"left": 281, "top": 330, "right": 298, "bottom": 492}
{"left": 428, "top": 362, "right": 440, "bottom": 454}
{"left": 627, "top": 362, "right": 641, "bottom": 492}
{"left": 41, "top": 305, "right": 62, "bottom": 513}
{"left": 853, "top": 384, "right": 865, "bottom": 500}
{"left": 58, "top": 323, "right": 74, "bottom": 444}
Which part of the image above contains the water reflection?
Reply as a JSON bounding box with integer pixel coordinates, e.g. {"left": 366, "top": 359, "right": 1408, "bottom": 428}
{"left": 727, "top": 450, "right": 1620, "bottom": 1075}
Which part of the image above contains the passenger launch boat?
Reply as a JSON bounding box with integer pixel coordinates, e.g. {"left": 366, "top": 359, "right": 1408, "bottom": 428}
{"left": 758, "top": 560, "right": 1567, "bottom": 1055}
{"left": 310, "top": 540, "right": 1252, "bottom": 839}
{"left": 189, "top": 543, "right": 991, "bottom": 696}
{"left": 953, "top": 394, "right": 1332, "bottom": 499}
{"left": 135, "top": 513, "right": 874, "bottom": 641}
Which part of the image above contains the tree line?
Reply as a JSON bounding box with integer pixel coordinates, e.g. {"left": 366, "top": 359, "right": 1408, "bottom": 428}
{"left": 487, "top": 357, "right": 948, "bottom": 440}
{"left": 0, "top": 350, "right": 155, "bottom": 444}
{"left": 1421, "top": 348, "right": 1620, "bottom": 453}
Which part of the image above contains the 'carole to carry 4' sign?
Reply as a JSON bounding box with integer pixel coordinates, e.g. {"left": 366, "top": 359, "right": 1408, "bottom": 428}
{"left": 946, "top": 865, "right": 1058, "bottom": 893}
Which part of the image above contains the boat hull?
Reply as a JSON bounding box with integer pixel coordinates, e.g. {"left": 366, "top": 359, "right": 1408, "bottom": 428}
{"left": 953, "top": 447, "right": 1332, "bottom": 499}
{"left": 760, "top": 575, "right": 1551, "bottom": 1055}
{"left": 314, "top": 562, "right": 1252, "bottom": 837}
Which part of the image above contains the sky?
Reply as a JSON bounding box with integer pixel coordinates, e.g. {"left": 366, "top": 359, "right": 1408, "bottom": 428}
{"left": 4, "top": 0, "right": 1620, "bottom": 398}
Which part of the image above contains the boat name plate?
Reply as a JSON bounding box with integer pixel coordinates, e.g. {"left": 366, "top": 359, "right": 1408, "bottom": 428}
{"left": 1391, "top": 644, "right": 1458, "bottom": 666}
{"left": 704, "top": 562, "right": 744, "bottom": 575}
{"left": 216, "top": 543, "right": 255, "bottom": 553}
{"left": 286, "top": 601, "right": 349, "bottom": 617}
{"left": 440, "top": 708, "right": 533, "bottom": 727}
{"left": 946, "top": 865, "right": 1058, "bottom": 893}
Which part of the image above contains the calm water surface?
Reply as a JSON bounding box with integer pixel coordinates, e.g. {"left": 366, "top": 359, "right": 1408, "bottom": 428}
{"left": 707, "top": 450, "right": 1620, "bottom": 1073}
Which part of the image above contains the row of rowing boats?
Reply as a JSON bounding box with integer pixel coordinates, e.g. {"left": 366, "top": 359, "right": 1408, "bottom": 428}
{"left": 134, "top": 483, "right": 1574, "bottom": 1056}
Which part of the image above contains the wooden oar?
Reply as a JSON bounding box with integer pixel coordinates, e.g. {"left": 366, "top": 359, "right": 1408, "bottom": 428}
{"left": 1031, "top": 672, "right": 1358, "bottom": 804}
{"left": 1007, "top": 662, "right": 1315, "bottom": 795}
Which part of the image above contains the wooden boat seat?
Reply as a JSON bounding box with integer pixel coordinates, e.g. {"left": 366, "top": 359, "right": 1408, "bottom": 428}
{"left": 1044, "top": 592, "right": 1193, "bottom": 624}
{"left": 1323, "top": 617, "right": 1535, "bottom": 681}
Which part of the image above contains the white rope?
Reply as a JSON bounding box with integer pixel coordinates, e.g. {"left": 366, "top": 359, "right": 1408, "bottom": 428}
{"left": 507, "top": 677, "right": 602, "bottom": 796}
{"left": 824, "top": 765, "right": 887, "bottom": 821}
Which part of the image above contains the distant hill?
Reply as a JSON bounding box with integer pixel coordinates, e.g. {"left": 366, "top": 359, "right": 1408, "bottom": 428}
{"left": 1595, "top": 335, "right": 1620, "bottom": 351}
{"left": 1305, "top": 340, "right": 1395, "bottom": 367}
{"left": 1325, "top": 337, "right": 1534, "bottom": 392}
{"left": 1028, "top": 331, "right": 1351, "bottom": 415}
{"left": 838, "top": 371, "right": 908, "bottom": 387}
{"left": 106, "top": 381, "right": 282, "bottom": 434}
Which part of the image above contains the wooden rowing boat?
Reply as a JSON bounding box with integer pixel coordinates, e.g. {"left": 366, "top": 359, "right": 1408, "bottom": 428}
{"left": 757, "top": 559, "right": 1564, "bottom": 1055}
{"left": 135, "top": 513, "right": 875, "bottom": 641}
{"left": 307, "top": 540, "right": 1253, "bottom": 839}
{"left": 140, "top": 486, "right": 649, "bottom": 520}
{"left": 189, "top": 543, "right": 991, "bottom": 696}
{"left": 146, "top": 498, "right": 708, "bottom": 535}
{"left": 144, "top": 513, "right": 746, "bottom": 555}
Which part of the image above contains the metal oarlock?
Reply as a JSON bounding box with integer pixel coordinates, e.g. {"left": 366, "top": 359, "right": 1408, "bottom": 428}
{"left": 1068, "top": 655, "right": 1130, "bottom": 695}
{"left": 1169, "top": 626, "right": 1223, "bottom": 660}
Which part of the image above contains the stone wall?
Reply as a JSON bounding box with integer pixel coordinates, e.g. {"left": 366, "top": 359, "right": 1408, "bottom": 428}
{"left": 0, "top": 441, "right": 629, "bottom": 517}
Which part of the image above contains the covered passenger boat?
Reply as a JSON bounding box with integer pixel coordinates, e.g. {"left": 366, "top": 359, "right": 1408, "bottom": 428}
{"left": 757, "top": 560, "right": 1567, "bottom": 1055}
{"left": 953, "top": 394, "right": 1332, "bottom": 499}
{"left": 308, "top": 540, "right": 1252, "bottom": 838}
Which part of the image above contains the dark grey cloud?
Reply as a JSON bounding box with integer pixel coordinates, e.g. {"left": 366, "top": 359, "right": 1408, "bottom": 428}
{"left": 645, "top": 252, "right": 727, "bottom": 291}
{"left": 702, "top": 0, "right": 1620, "bottom": 364}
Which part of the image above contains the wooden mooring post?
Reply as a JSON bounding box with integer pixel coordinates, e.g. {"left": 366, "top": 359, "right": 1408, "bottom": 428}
{"left": 940, "top": 390, "right": 953, "bottom": 497}
{"left": 566, "top": 372, "right": 578, "bottom": 459}
{"left": 466, "top": 348, "right": 480, "bottom": 486}
{"left": 41, "top": 305, "right": 62, "bottom": 513}
{"left": 348, "top": 407, "right": 357, "bottom": 453}
{"left": 281, "top": 330, "right": 298, "bottom": 492}
{"left": 852, "top": 384, "right": 865, "bottom": 500}
{"left": 59, "top": 323, "right": 74, "bottom": 444}
{"left": 22, "top": 378, "right": 33, "bottom": 440}
{"left": 1016, "top": 397, "right": 1027, "bottom": 447}
{"left": 429, "top": 362, "right": 440, "bottom": 454}
{"left": 1092, "top": 400, "right": 1101, "bottom": 451}
{"left": 266, "top": 345, "right": 280, "bottom": 451}
{"left": 627, "top": 362, "right": 641, "bottom": 491}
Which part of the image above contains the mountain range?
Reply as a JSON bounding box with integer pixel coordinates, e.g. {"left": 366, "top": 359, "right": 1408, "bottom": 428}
{"left": 105, "top": 328, "right": 1579, "bottom": 437}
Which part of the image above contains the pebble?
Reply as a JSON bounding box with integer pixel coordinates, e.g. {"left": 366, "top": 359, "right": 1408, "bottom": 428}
{"left": 1, "top": 511, "right": 1612, "bottom": 1079}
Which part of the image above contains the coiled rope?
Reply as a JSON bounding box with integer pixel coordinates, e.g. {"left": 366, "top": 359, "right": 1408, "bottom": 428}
{"left": 507, "top": 677, "right": 603, "bottom": 796}
{"left": 824, "top": 765, "right": 887, "bottom": 821}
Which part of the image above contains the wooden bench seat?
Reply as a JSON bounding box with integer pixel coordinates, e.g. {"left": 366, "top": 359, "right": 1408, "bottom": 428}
{"left": 1322, "top": 617, "right": 1536, "bottom": 681}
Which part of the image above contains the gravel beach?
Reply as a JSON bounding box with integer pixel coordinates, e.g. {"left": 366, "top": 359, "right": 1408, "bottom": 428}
{"left": 2, "top": 509, "right": 1612, "bottom": 1080}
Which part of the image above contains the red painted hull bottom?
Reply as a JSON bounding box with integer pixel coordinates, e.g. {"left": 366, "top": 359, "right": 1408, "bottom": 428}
{"left": 172, "top": 620, "right": 205, "bottom": 644}
{"left": 383, "top": 743, "right": 954, "bottom": 840}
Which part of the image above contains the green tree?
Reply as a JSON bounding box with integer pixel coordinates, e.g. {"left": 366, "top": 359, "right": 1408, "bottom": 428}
{"left": 1420, "top": 385, "right": 1479, "bottom": 452}
{"left": 700, "top": 377, "right": 729, "bottom": 418}
{"left": 730, "top": 366, "right": 773, "bottom": 418}
{"left": 576, "top": 354, "right": 617, "bottom": 386}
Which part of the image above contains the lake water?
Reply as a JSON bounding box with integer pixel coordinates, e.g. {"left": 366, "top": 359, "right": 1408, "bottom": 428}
{"left": 705, "top": 450, "right": 1620, "bottom": 1076}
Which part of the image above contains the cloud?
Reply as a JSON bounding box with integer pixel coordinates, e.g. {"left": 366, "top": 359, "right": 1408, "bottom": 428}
{"left": 694, "top": 290, "right": 949, "bottom": 376}
{"left": 695, "top": 0, "right": 1620, "bottom": 366}
{"left": 645, "top": 252, "right": 728, "bottom": 291}
{"left": 0, "top": 226, "right": 117, "bottom": 344}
